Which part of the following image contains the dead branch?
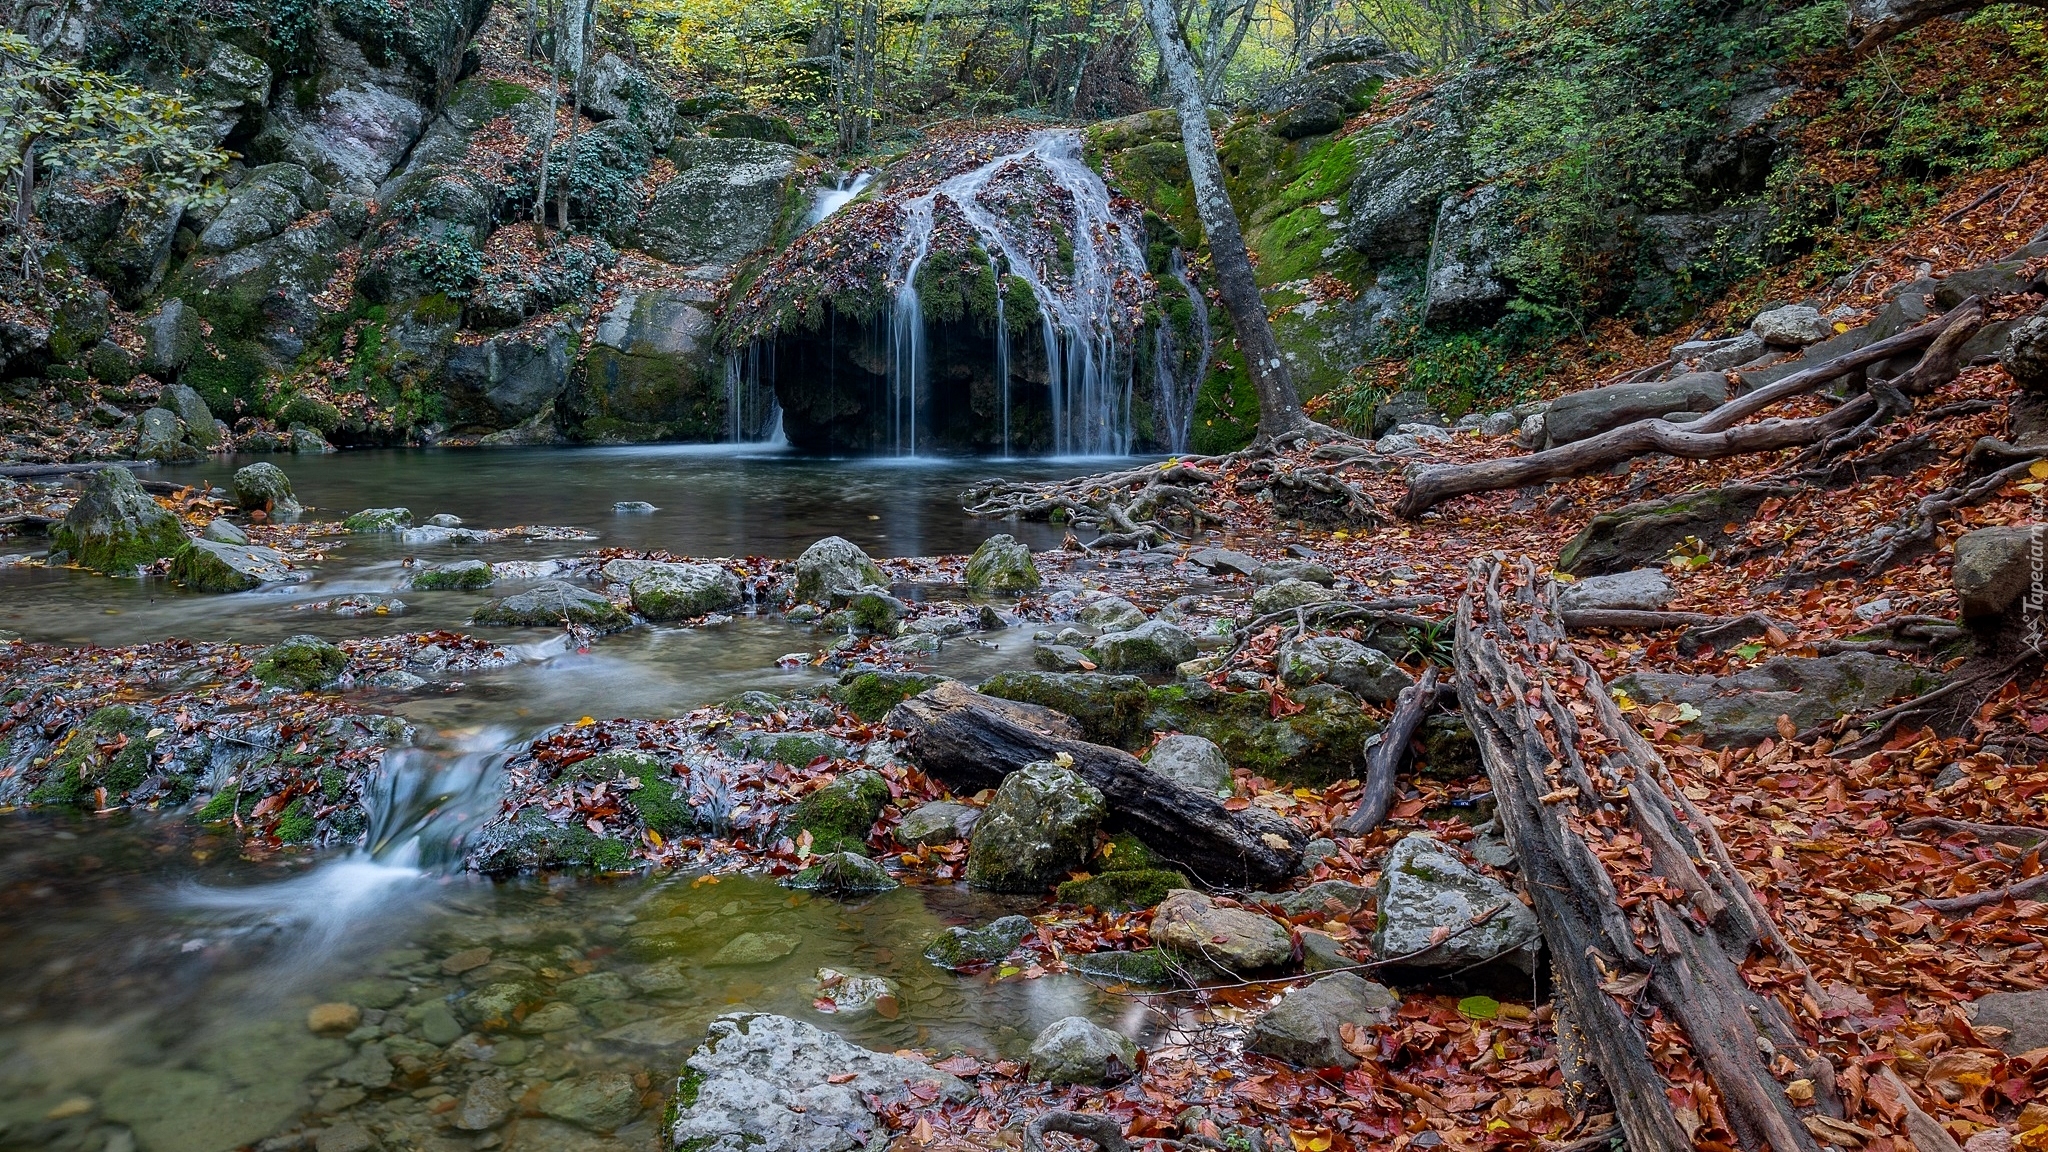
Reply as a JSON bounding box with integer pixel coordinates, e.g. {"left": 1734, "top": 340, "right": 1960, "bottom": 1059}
{"left": 1914, "top": 872, "right": 2048, "bottom": 915}
{"left": 1456, "top": 554, "right": 1823, "bottom": 1152}
{"left": 1335, "top": 666, "right": 1441, "bottom": 835}
{"left": 1396, "top": 302, "right": 1984, "bottom": 518}
{"left": 1900, "top": 816, "right": 2048, "bottom": 849}
{"left": 1025, "top": 1112, "right": 1130, "bottom": 1152}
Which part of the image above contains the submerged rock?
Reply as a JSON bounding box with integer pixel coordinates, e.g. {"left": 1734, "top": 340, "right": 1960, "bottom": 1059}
{"left": 1027, "top": 1016, "right": 1137, "bottom": 1085}
{"left": 668, "top": 1013, "right": 970, "bottom": 1152}
{"left": 51, "top": 467, "right": 187, "bottom": 574}
{"left": 709, "top": 932, "right": 802, "bottom": 966}
{"left": 1371, "top": 834, "right": 1540, "bottom": 973}
{"left": 1247, "top": 974, "right": 1399, "bottom": 1068}
{"left": 814, "top": 968, "right": 901, "bottom": 1017}
{"left": 342, "top": 507, "right": 413, "bottom": 532}
{"left": 252, "top": 634, "right": 347, "bottom": 690}
{"left": 794, "top": 535, "right": 886, "bottom": 603}
{"left": 169, "top": 538, "right": 305, "bottom": 592}
{"left": 628, "top": 562, "right": 743, "bottom": 620}
{"left": 412, "top": 559, "right": 494, "bottom": 590}
{"left": 471, "top": 581, "right": 632, "bottom": 632}
{"left": 538, "top": 1070, "right": 639, "bottom": 1131}
{"left": 782, "top": 851, "right": 898, "bottom": 894}
{"left": 924, "top": 915, "right": 1032, "bottom": 970}
{"left": 965, "top": 762, "right": 1106, "bottom": 892}
{"left": 964, "top": 533, "right": 1041, "bottom": 592}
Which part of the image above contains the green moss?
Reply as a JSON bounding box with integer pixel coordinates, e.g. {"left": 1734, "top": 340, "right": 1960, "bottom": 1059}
{"left": 977, "top": 671, "right": 1151, "bottom": 748}
{"left": 181, "top": 339, "right": 273, "bottom": 415}
{"left": 573, "top": 750, "right": 693, "bottom": 838}
{"left": 1092, "top": 832, "right": 1162, "bottom": 872}
{"left": 1147, "top": 682, "right": 1377, "bottom": 786}
{"left": 789, "top": 769, "right": 890, "bottom": 856}
{"left": 829, "top": 671, "right": 941, "bottom": 722}
{"left": 198, "top": 784, "right": 245, "bottom": 822}
{"left": 27, "top": 705, "right": 152, "bottom": 807}
{"left": 1190, "top": 338, "right": 1258, "bottom": 456}
{"left": 412, "top": 560, "right": 493, "bottom": 590}
{"left": 251, "top": 634, "right": 347, "bottom": 690}
{"left": 271, "top": 393, "right": 343, "bottom": 433}
{"left": 275, "top": 797, "right": 316, "bottom": 842}
{"left": 487, "top": 79, "right": 534, "bottom": 108}
{"left": 1056, "top": 868, "right": 1189, "bottom": 912}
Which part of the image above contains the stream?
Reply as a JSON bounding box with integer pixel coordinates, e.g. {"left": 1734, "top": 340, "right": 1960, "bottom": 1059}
{"left": 0, "top": 445, "right": 1165, "bottom": 1152}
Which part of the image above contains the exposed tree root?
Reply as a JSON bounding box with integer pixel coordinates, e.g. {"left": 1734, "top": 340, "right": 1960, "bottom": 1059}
{"left": 1335, "top": 666, "right": 1441, "bottom": 835}
{"left": 1024, "top": 1111, "right": 1130, "bottom": 1152}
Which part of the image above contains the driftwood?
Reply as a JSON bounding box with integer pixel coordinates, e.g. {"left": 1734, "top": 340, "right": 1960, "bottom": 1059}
{"left": 887, "top": 682, "right": 1303, "bottom": 887}
{"left": 1335, "top": 665, "right": 1440, "bottom": 835}
{"left": 1397, "top": 300, "right": 1987, "bottom": 518}
{"left": 1456, "top": 555, "right": 1824, "bottom": 1152}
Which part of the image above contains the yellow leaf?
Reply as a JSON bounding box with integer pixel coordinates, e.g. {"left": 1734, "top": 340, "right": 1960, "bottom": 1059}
{"left": 576, "top": 716, "right": 596, "bottom": 727}
{"left": 2031, "top": 460, "right": 2048, "bottom": 480}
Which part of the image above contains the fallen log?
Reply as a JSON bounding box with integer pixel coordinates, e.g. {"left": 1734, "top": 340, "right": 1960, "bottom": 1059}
{"left": 1456, "top": 555, "right": 1824, "bottom": 1152}
{"left": 1335, "top": 665, "right": 1440, "bottom": 835}
{"left": 887, "top": 682, "right": 1303, "bottom": 887}
{"left": 0, "top": 460, "right": 152, "bottom": 479}
{"left": 1900, "top": 815, "right": 2048, "bottom": 849}
{"left": 1397, "top": 300, "right": 1986, "bottom": 518}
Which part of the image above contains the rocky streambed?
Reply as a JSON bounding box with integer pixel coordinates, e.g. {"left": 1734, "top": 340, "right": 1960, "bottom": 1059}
{"left": 0, "top": 448, "right": 1553, "bottom": 1152}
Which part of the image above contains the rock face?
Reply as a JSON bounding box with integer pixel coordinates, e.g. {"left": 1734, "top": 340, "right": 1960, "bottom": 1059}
{"left": 1952, "top": 525, "right": 2047, "bottom": 621}
{"left": 628, "top": 562, "right": 743, "bottom": 620}
{"left": 169, "top": 539, "right": 305, "bottom": 591}
{"left": 1555, "top": 569, "right": 1675, "bottom": 613}
{"left": 965, "top": 762, "right": 1106, "bottom": 892}
{"left": 577, "top": 289, "right": 723, "bottom": 442}
{"left": 964, "top": 533, "right": 1041, "bottom": 592}
{"left": 1092, "top": 619, "right": 1197, "bottom": 675}
{"left": 1151, "top": 889, "right": 1292, "bottom": 974}
{"left": 470, "top": 581, "right": 632, "bottom": 632}
{"left": 1613, "top": 652, "right": 1932, "bottom": 747}
{"left": 442, "top": 314, "right": 580, "bottom": 428}
{"left": 52, "top": 468, "right": 188, "bottom": 574}
{"left": 794, "top": 536, "right": 887, "bottom": 603}
{"left": 668, "top": 1013, "right": 971, "bottom": 1152}
{"left": 1247, "top": 973, "right": 1400, "bottom": 1068}
{"left": 1027, "top": 1017, "right": 1137, "bottom": 1085}
{"left": 1276, "top": 634, "right": 1414, "bottom": 702}
{"left": 637, "top": 138, "right": 800, "bottom": 265}
{"left": 1371, "top": 835, "right": 1541, "bottom": 972}
{"left": 1543, "top": 374, "right": 1726, "bottom": 447}
{"left": 1145, "top": 733, "right": 1232, "bottom": 795}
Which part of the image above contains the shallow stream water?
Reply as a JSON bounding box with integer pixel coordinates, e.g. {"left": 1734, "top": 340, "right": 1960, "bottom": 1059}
{"left": 0, "top": 446, "right": 1162, "bottom": 1152}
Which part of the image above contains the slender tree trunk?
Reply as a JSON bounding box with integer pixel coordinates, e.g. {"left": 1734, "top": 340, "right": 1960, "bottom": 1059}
{"left": 534, "top": 0, "right": 561, "bottom": 241}
{"left": 1139, "top": 0, "right": 1312, "bottom": 445}
{"left": 557, "top": 0, "right": 593, "bottom": 232}
{"left": 1202, "top": 0, "right": 1256, "bottom": 97}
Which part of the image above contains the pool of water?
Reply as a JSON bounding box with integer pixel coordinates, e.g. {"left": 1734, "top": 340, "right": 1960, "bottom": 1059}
{"left": 0, "top": 447, "right": 1164, "bottom": 1152}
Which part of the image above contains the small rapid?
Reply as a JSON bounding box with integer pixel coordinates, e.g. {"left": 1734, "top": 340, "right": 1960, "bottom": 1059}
{"left": 804, "top": 170, "right": 874, "bottom": 229}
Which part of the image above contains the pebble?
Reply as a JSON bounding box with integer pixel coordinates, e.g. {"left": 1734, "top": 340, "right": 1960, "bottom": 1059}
{"left": 44, "top": 1096, "right": 94, "bottom": 1120}
{"left": 417, "top": 1002, "right": 463, "bottom": 1045}
{"left": 440, "top": 947, "right": 492, "bottom": 975}
{"left": 312, "top": 1123, "right": 375, "bottom": 1152}
{"left": 307, "top": 1003, "right": 362, "bottom": 1034}
{"left": 613, "top": 501, "right": 657, "bottom": 513}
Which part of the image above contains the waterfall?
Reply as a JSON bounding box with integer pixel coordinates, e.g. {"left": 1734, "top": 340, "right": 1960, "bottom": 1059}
{"left": 805, "top": 171, "right": 874, "bottom": 230}
{"left": 990, "top": 252, "right": 1010, "bottom": 456}
{"left": 885, "top": 129, "right": 1146, "bottom": 457}
{"left": 724, "top": 343, "right": 780, "bottom": 444}
{"left": 1154, "top": 249, "right": 1211, "bottom": 454}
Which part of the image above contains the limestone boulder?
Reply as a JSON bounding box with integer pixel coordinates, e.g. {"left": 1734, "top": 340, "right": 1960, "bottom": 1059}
{"left": 1371, "top": 834, "right": 1540, "bottom": 973}
{"left": 637, "top": 138, "right": 800, "bottom": 265}
{"left": 965, "top": 762, "right": 1105, "bottom": 893}
{"left": 1151, "top": 889, "right": 1292, "bottom": 974}
{"left": 1247, "top": 973, "right": 1399, "bottom": 1068}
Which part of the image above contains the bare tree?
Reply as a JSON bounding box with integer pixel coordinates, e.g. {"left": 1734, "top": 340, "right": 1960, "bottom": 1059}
{"left": 1139, "top": 0, "right": 1316, "bottom": 446}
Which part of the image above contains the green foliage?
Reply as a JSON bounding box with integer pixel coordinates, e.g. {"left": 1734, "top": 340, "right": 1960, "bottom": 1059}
{"left": 272, "top": 392, "right": 344, "bottom": 432}
{"left": 404, "top": 233, "right": 485, "bottom": 299}
{"left": 0, "top": 30, "right": 231, "bottom": 222}
{"left": 1191, "top": 340, "right": 1259, "bottom": 455}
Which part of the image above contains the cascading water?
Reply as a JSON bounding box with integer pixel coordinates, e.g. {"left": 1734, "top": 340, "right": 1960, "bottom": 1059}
{"left": 804, "top": 171, "right": 873, "bottom": 230}
{"left": 1153, "top": 248, "right": 1212, "bottom": 454}
{"left": 886, "top": 130, "right": 1147, "bottom": 457}
{"left": 724, "top": 342, "right": 781, "bottom": 444}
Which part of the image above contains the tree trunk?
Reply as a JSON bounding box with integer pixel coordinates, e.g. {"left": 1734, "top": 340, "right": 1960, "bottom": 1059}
{"left": 1138, "top": 0, "right": 1312, "bottom": 447}
{"left": 533, "top": 0, "right": 561, "bottom": 242}
{"left": 886, "top": 683, "right": 1304, "bottom": 887}
{"left": 557, "top": 0, "right": 594, "bottom": 231}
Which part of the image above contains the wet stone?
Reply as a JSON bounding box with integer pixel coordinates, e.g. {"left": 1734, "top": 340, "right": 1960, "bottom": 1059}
{"left": 708, "top": 932, "right": 801, "bottom": 966}
{"left": 517, "top": 1000, "right": 582, "bottom": 1034}
{"left": 537, "top": 1070, "right": 639, "bottom": 1132}
{"left": 451, "top": 1076, "right": 513, "bottom": 1131}
{"left": 925, "top": 915, "right": 1032, "bottom": 971}
{"left": 1027, "top": 1016, "right": 1137, "bottom": 1085}
{"left": 308, "top": 1003, "right": 362, "bottom": 1034}
{"left": 441, "top": 947, "right": 493, "bottom": 975}
{"left": 415, "top": 1002, "right": 463, "bottom": 1046}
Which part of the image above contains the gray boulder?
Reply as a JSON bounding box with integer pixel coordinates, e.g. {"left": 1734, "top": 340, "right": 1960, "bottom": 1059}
{"left": 892, "top": 801, "right": 981, "bottom": 847}
{"left": 1953, "top": 525, "right": 2048, "bottom": 620}
{"left": 638, "top": 138, "right": 799, "bottom": 265}
{"left": 1251, "top": 577, "right": 1335, "bottom": 614}
{"left": 1558, "top": 483, "right": 1786, "bottom": 576}
{"left": 232, "top": 462, "right": 299, "bottom": 516}
{"left": 1671, "top": 332, "right": 1767, "bottom": 372}
{"left": 579, "top": 289, "right": 722, "bottom": 441}
{"left": 1145, "top": 733, "right": 1232, "bottom": 795}
{"left": 1555, "top": 568, "right": 1674, "bottom": 613}
{"left": 51, "top": 467, "right": 188, "bottom": 574}
{"left": 442, "top": 314, "right": 579, "bottom": 426}
{"left": 1092, "top": 619, "right": 1196, "bottom": 674}
{"left": 629, "top": 563, "right": 743, "bottom": 621}
{"left": 1752, "top": 304, "right": 1832, "bottom": 346}
{"left": 1027, "top": 1017, "right": 1137, "bottom": 1085}
{"left": 669, "top": 1013, "right": 971, "bottom": 1152}
{"left": 1151, "top": 889, "right": 1292, "bottom": 973}
{"left": 1277, "top": 634, "right": 1414, "bottom": 702}
{"left": 471, "top": 581, "right": 632, "bottom": 632}
{"left": 1371, "top": 834, "right": 1540, "bottom": 972}
{"left": 135, "top": 407, "right": 200, "bottom": 462}
{"left": 1247, "top": 973, "right": 1399, "bottom": 1068}
{"left": 1613, "top": 652, "right": 1932, "bottom": 747}
{"left": 794, "top": 535, "right": 887, "bottom": 603}
{"left": 136, "top": 299, "right": 205, "bottom": 377}
{"left": 924, "top": 915, "right": 1032, "bottom": 970}
{"left": 2006, "top": 316, "right": 2048, "bottom": 391}
{"left": 1421, "top": 183, "right": 1513, "bottom": 326}
{"left": 964, "top": 533, "right": 1040, "bottom": 592}
{"left": 342, "top": 507, "right": 412, "bottom": 532}
{"left": 965, "top": 762, "right": 1106, "bottom": 893}
{"left": 1970, "top": 991, "right": 2048, "bottom": 1054}
{"left": 582, "top": 54, "right": 674, "bottom": 145}
{"left": 168, "top": 539, "right": 305, "bottom": 592}
{"left": 1075, "top": 593, "right": 1147, "bottom": 630}
{"left": 199, "top": 164, "right": 325, "bottom": 254}
{"left": 412, "top": 559, "right": 495, "bottom": 590}
{"left": 163, "top": 384, "right": 220, "bottom": 448}
{"left": 1544, "top": 373, "right": 1726, "bottom": 447}
{"left": 203, "top": 518, "right": 249, "bottom": 545}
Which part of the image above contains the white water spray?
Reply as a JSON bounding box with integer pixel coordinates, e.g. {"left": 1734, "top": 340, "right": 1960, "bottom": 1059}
{"left": 804, "top": 171, "right": 874, "bottom": 230}
{"left": 1153, "top": 249, "right": 1211, "bottom": 454}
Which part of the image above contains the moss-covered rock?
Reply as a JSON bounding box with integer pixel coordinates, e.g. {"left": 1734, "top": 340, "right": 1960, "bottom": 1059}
{"left": 966, "top": 762, "right": 1106, "bottom": 893}
{"left": 50, "top": 467, "right": 188, "bottom": 574}
{"left": 788, "top": 768, "right": 890, "bottom": 855}
{"left": 627, "top": 563, "right": 742, "bottom": 621}
{"left": 251, "top": 634, "right": 348, "bottom": 690}
{"left": 342, "top": 507, "right": 414, "bottom": 532}
{"left": 570, "top": 749, "right": 693, "bottom": 838}
{"left": 25, "top": 705, "right": 158, "bottom": 807}
{"left": 963, "top": 533, "right": 1040, "bottom": 593}
{"left": 1068, "top": 948, "right": 1176, "bottom": 986}
{"left": 1557, "top": 484, "right": 1784, "bottom": 576}
{"left": 1055, "top": 868, "right": 1189, "bottom": 912}
{"left": 831, "top": 670, "right": 944, "bottom": 722}
{"left": 1091, "top": 831, "right": 1164, "bottom": 873}
{"left": 748, "top": 732, "right": 849, "bottom": 767}
{"left": 794, "top": 536, "right": 886, "bottom": 603}
{"left": 469, "top": 811, "right": 636, "bottom": 873}
{"left": 412, "top": 559, "right": 494, "bottom": 590}
{"left": 574, "top": 288, "right": 726, "bottom": 442}
{"left": 977, "top": 671, "right": 1151, "bottom": 748}
{"left": 168, "top": 539, "right": 303, "bottom": 592}
{"left": 1148, "top": 681, "right": 1376, "bottom": 785}
{"left": 782, "top": 851, "right": 899, "bottom": 894}
{"left": 924, "top": 915, "right": 1032, "bottom": 970}
{"left": 471, "top": 581, "right": 632, "bottom": 632}
{"left": 232, "top": 461, "right": 300, "bottom": 515}
{"left": 1092, "top": 620, "right": 1197, "bottom": 675}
